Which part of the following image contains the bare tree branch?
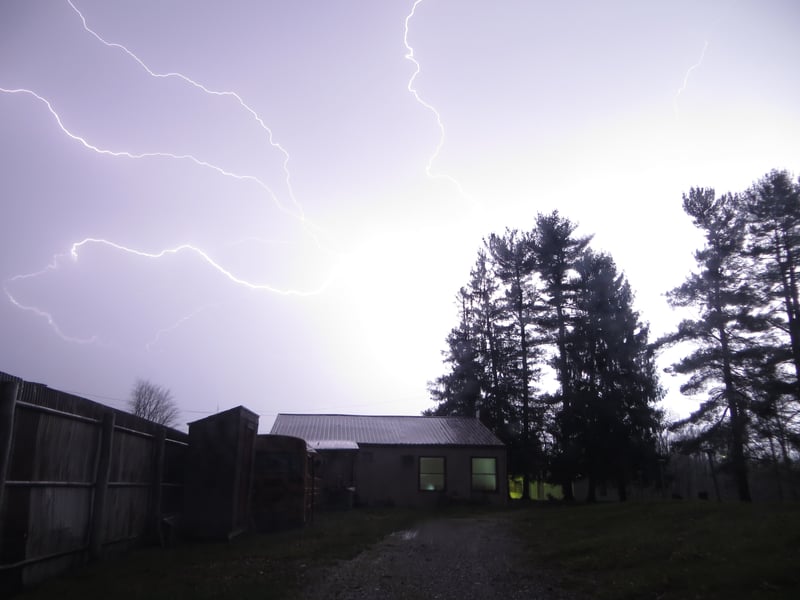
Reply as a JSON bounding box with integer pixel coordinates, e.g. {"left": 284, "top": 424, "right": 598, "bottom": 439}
{"left": 128, "top": 378, "right": 179, "bottom": 427}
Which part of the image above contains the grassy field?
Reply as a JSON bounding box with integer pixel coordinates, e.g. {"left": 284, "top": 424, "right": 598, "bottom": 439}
{"left": 16, "top": 501, "right": 800, "bottom": 599}
{"left": 18, "top": 509, "right": 420, "bottom": 600}
{"left": 514, "top": 501, "right": 800, "bottom": 599}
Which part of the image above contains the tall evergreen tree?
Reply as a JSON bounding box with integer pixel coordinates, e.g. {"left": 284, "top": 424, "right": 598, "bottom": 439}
{"left": 469, "top": 248, "right": 518, "bottom": 439}
{"left": 427, "top": 286, "right": 482, "bottom": 418}
{"left": 430, "top": 210, "right": 667, "bottom": 502}
{"left": 745, "top": 170, "right": 800, "bottom": 397}
{"left": 487, "top": 230, "right": 541, "bottom": 449}
{"left": 488, "top": 229, "right": 544, "bottom": 494}
{"left": 427, "top": 250, "right": 518, "bottom": 441}
{"left": 530, "top": 211, "right": 592, "bottom": 499}
{"left": 660, "top": 188, "right": 769, "bottom": 502}
{"left": 567, "top": 251, "right": 663, "bottom": 501}
{"left": 741, "top": 170, "right": 800, "bottom": 472}
{"left": 531, "top": 212, "right": 592, "bottom": 397}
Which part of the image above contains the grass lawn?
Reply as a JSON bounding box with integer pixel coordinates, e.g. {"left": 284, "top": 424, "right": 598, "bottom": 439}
{"left": 513, "top": 500, "right": 800, "bottom": 599}
{"left": 17, "top": 509, "right": 421, "bottom": 600}
{"left": 15, "top": 501, "right": 800, "bottom": 599}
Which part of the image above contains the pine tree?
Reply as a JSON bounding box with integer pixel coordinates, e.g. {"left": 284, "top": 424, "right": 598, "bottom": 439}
{"left": 426, "top": 251, "right": 518, "bottom": 440}
{"left": 487, "top": 230, "right": 541, "bottom": 449}
{"left": 468, "top": 248, "right": 517, "bottom": 438}
{"left": 743, "top": 170, "right": 800, "bottom": 473}
{"left": 530, "top": 211, "right": 592, "bottom": 499}
{"left": 661, "top": 188, "right": 769, "bottom": 502}
{"left": 427, "top": 286, "right": 482, "bottom": 418}
{"left": 488, "top": 230, "right": 544, "bottom": 494}
{"left": 567, "top": 251, "right": 663, "bottom": 501}
{"left": 745, "top": 170, "right": 800, "bottom": 395}
{"left": 430, "top": 210, "right": 666, "bottom": 502}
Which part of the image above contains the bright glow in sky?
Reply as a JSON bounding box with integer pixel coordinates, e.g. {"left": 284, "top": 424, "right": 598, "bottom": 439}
{"left": 1, "top": 0, "right": 799, "bottom": 431}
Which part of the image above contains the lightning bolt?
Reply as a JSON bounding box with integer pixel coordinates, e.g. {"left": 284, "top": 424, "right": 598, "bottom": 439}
{"left": 673, "top": 40, "right": 709, "bottom": 118}
{"left": 2, "top": 255, "right": 101, "bottom": 345}
{"left": 3, "top": 289, "right": 101, "bottom": 346}
{"left": 145, "top": 304, "right": 215, "bottom": 352}
{"left": 2, "top": 238, "right": 341, "bottom": 346}
{"left": 403, "top": 0, "right": 472, "bottom": 203}
{"left": 4, "top": 0, "right": 475, "bottom": 346}
{"left": 1, "top": 1, "right": 351, "bottom": 344}
{"left": 66, "top": 0, "right": 306, "bottom": 222}
{"left": 66, "top": 238, "right": 338, "bottom": 296}
{"left": 0, "top": 86, "right": 298, "bottom": 223}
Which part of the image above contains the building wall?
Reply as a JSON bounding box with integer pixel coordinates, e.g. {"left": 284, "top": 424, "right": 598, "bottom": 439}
{"left": 313, "top": 450, "right": 356, "bottom": 508}
{"left": 353, "top": 445, "right": 507, "bottom": 508}
{"left": 252, "top": 435, "right": 316, "bottom": 530}
{"left": 184, "top": 406, "right": 258, "bottom": 539}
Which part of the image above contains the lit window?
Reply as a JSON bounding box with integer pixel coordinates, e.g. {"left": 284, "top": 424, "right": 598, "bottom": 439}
{"left": 471, "top": 457, "right": 497, "bottom": 492}
{"left": 419, "top": 457, "right": 445, "bottom": 491}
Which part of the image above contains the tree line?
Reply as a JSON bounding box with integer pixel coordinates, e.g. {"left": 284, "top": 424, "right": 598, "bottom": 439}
{"left": 427, "top": 169, "right": 800, "bottom": 502}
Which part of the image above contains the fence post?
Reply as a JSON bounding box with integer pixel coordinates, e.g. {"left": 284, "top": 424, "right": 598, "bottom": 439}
{"left": 89, "top": 411, "right": 115, "bottom": 559}
{"left": 0, "top": 382, "right": 20, "bottom": 600}
{"left": 0, "top": 381, "right": 19, "bottom": 502}
{"left": 151, "top": 427, "right": 166, "bottom": 545}
{"left": 0, "top": 381, "right": 19, "bottom": 530}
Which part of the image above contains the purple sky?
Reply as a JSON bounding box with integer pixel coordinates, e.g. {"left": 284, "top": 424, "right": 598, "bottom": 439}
{"left": 2, "top": 0, "right": 799, "bottom": 431}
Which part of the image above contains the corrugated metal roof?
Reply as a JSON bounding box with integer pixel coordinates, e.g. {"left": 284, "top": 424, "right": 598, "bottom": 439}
{"left": 308, "top": 440, "right": 360, "bottom": 451}
{"left": 270, "top": 414, "right": 504, "bottom": 447}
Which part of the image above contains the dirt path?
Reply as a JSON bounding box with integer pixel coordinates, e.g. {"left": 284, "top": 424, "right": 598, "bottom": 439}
{"left": 300, "top": 515, "right": 579, "bottom": 600}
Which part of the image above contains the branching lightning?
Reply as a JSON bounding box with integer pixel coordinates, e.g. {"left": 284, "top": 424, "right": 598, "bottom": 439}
{"left": 1, "top": 1, "right": 348, "bottom": 345}
{"left": 3, "top": 0, "right": 475, "bottom": 347}
{"left": 2, "top": 256, "right": 101, "bottom": 345}
{"left": 403, "top": 0, "right": 472, "bottom": 203}
{"left": 66, "top": 0, "right": 307, "bottom": 222}
{"left": 67, "top": 238, "right": 337, "bottom": 296}
{"left": 2, "top": 237, "right": 339, "bottom": 347}
{"left": 673, "top": 40, "right": 709, "bottom": 118}
{"left": 145, "top": 304, "right": 215, "bottom": 352}
{"left": 3, "top": 288, "right": 100, "bottom": 346}
{"left": 0, "top": 87, "right": 294, "bottom": 218}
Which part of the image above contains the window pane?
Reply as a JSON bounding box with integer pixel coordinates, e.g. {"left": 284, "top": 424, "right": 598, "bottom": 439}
{"left": 472, "top": 458, "right": 496, "bottom": 474}
{"left": 420, "top": 473, "right": 445, "bottom": 491}
{"left": 419, "top": 457, "right": 445, "bottom": 491}
{"left": 420, "top": 457, "right": 444, "bottom": 474}
{"left": 471, "top": 458, "right": 497, "bottom": 492}
{"left": 472, "top": 474, "right": 496, "bottom": 492}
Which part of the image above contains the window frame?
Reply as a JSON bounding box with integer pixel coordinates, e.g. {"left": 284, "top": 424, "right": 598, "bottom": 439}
{"left": 470, "top": 456, "right": 498, "bottom": 493}
{"left": 418, "top": 456, "right": 446, "bottom": 492}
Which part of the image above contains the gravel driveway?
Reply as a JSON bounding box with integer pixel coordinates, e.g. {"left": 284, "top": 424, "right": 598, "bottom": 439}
{"left": 300, "top": 515, "right": 580, "bottom": 600}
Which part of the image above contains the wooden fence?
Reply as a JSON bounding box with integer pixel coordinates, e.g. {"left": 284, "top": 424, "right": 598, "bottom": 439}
{"left": 0, "top": 373, "right": 188, "bottom": 589}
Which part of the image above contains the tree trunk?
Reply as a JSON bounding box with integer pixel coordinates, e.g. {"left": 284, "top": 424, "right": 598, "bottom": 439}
{"left": 718, "top": 321, "right": 752, "bottom": 502}
{"left": 586, "top": 473, "right": 597, "bottom": 503}
{"left": 776, "top": 238, "right": 800, "bottom": 398}
{"left": 617, "top": 477, "right": 628, "bottom": 502}
{"left": 767, "top": 432, "right": 784, "bottom": 502}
